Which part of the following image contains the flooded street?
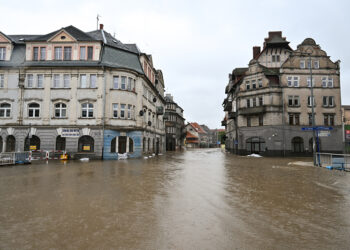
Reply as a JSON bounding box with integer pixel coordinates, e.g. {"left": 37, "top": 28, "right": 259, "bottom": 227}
{"left": 1, "top": 148, "right": 350, "bottom": 249}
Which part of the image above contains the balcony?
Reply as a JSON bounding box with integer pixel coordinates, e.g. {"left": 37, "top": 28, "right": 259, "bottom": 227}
{"left": 224, "top": 102, "right": 232, "bottom": 111}
{"left": 228, "top": 111, "right": 236, "bottom": 119}
{"left": 239, "top": 106, "right": 266, "bottom": 115}
{"left": 156, "top": 106, "right": 164, "bottom": 115}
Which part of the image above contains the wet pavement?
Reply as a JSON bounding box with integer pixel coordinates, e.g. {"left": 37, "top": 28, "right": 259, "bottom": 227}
{"left": 1, "top": 148, "right": 350, "bottom": 249}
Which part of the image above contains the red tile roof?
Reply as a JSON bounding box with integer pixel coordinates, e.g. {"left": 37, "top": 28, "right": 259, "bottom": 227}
{"left": 186, "top": 131, "right": 198, "bottom": 139}
{"left": 190, "top": 122, "right": 206, "bottom": 134}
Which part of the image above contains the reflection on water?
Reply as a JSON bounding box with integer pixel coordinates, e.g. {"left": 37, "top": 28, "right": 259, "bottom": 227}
{"left": 1, "top": 149, "right": 350, "bottom": 249}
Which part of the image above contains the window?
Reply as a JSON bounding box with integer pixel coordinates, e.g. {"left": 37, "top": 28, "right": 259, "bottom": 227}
{"left": 287, "top": 76, "right": 292, "bottom": 87}
{"left": 247, "top": 117, "right": 251, "bottom": 127}
{"left": 0, "top": 103, "right": 11, "bottom": 118}
{"left": 33, "top": 47, "right": 39, "bottom": 60}
{"left": 259, "top": 96, "right": 263, "bottom": 106}
{"left": 37, "top": 74, "right": 43, "bottom": 88}
{"left": 293, "top": 77, "right": 299, "bottom": 87}
{"left": 288, "top": 76, "right": 299, "bottom": 87}
{"left": 322, "top": 77, "right": 327, "bottom": 88}
{"left": 272, "top": 55, "right": 280, "bottom": 62}
{"left": 113, "top": 76, "right": 119, "bottom": 89}
{"left": 40, "top": 47, "right": 46, "bottom": 60}
{"left": 121, "top": 76, "right": 126, "bottom": 90}
{"left": 78, "top": 136, "right": 94, "bottom": 152}
{"left": 289, "top": 113, "right": 300, "bottom": 125}
{"left": 307, "top": 59, "right": 312, "bottom": 69}
{"left": 28, "top": 103, "right": 40, "bottom": 117}
{"left": 288, "top": 96, "right": 299, "bottom": 107}
{"left": 246, "top": 81, "right": 250, "bottom": 90}
{"left": 56, "top": 136, "right": 66, "bottom": 151}
{"left": 64, "top": 47, "right": 72, "bottom": 60}
{"left": 81, "top": 103, "right": 93, "bottom": 118}
{"left": 80, "top": 74, "right": 87, "bottom": 88}
{"left": 328, "top": 77, "right": 333, "bottom": 87}
{"left": 259, "top": 115, "right": 263, "bottom": 126}
{"left": 258, "top": 79, "right": 262, "bottom": 88}
{"left": 63, "top": 74, "right": 70, "bottom": 88}
{"left": 314, "top": 60, "right": 319, "bottom": 69}
{"left": 324, "top": 114, "right": 335, "bottom": 126}
{"left": 54, "top": 47, "right": 62, "bottom": 60}
{"left": 55, "top": 103, "right": 67, "bottom": 118}
{"left": 127, "top": 78, "right": 132, "bottom": 91}
{"left": 27, "top": 74, "right": 34, "bottom": 88}
{"left": 252, "top": 80, "right": 256, "bottom": 89}
{"left": 300, "top": 60, "right": 305, "bottom": 69}
{"left": 53, "top": 74, "right": 60, "bottom": 88}
{"left": 127, "top": 104, "right": 132, "bottom": 119}
{"left": 307, "top": 96, "right": 315, "bottom": 107}
{"left": 90, "top": 74, "right": 97, "bottom": 88}
{"left": 307, "top": 77, "right": 315, "bottom": 87}
{"left": 253, "top": 98, "right": 256, "bottom": 107}
{"left": 0, "top": 74, "right": 4, "bottom": 88}
{"left": 120, "top": 104, "right": 126, "bottom": 118}
{"left": 87, "top": 46, "right": 93, "bottom": 60}
{"left": 113, "top": 104, "right": 118, "bottom": 118}
{"left": 80, "top": 47, "right": 86, "bottom": 60}
{"left": 0, "top": 47, "right": 6, "bottom": 60}
{"left": 323, "top": 96, "right": 334, "bottom": 107}
{"left": 247, "top": 99, "right": 250, "bottom": 108}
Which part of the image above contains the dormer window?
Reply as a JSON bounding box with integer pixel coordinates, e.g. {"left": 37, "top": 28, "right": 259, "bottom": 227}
{"left": 33, "top": 46, "right": 46, "bottom": 61}
{"left": 272, "top": 55, "right": 280, "bottom": 62}
{"left": 80, "top": 46, "right": 93, "bottom": 60}
{"left": 54, "top": 47, "right": 62, "bottom": 60}
{"left": 61, "top": 35, "right": 66, "bottom": 40}
{"left": 0, "top": 47, "right": 6, "bottom": 60}
{"left": 64, "top": 47, "right": 72, "bottom": 60}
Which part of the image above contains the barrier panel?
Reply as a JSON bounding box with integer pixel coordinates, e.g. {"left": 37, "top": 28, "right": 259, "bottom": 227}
{"left": 316, "top": 153, "right": 350, "bottom": 170}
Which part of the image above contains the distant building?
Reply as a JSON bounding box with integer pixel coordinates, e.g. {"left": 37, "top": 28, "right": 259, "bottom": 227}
{"left": 343, "top": 106, "right": 350, "bottom": 153}
{"left": 164, "top": 94, "right": 185, "bottom": 150}
{"left": 223, "top": 31, "right": 343, "bottom": 156}
{"left": 185, "top": 122, "right": 208, "bottom": 148}
{"left": 0, "top": 25, "right": 166, "bottom": 158}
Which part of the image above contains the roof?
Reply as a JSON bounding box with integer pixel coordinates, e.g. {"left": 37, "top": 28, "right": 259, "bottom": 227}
{"left": 28, "top": 25, "right": 95, "bottom": 42}
{"left": 190, "top": 122, "right": 206, "bottom": 134}
{"left": 186, "top": 131, "right": 198, "bottom": 139}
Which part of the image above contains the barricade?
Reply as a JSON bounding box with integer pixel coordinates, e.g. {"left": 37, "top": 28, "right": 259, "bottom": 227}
{"left": 316, "top": 153, "right": 350, "bottom": 171}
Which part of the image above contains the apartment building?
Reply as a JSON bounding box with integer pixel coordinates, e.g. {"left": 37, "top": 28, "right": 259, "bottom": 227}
{"left": 0, "top": 25, "right": 166, "bottom": 159}
{"left": 164, "top": 93, "right": 185, "bottom": 151}
{"left": 223, "top": 32, "right": 343, "bottom": 156}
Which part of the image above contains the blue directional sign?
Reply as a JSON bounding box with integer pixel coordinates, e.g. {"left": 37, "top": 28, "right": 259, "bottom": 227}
{"left": 302, "top": 126, "right": 333, "bottom": 131}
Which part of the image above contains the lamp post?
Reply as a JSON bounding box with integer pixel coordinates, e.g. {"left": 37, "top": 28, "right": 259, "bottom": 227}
{"left": 309, "top": 54, "right": 317, "bottom": 166}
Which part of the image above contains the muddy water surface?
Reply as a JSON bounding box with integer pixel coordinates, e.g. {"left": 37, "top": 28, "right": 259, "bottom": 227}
{"left": 1, "top": 149, "right": 350, "bottom": 249}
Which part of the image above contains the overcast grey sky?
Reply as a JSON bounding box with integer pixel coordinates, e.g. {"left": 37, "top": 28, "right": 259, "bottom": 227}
{"left": 1, "top": 0, "right": 349, "bottom": 128}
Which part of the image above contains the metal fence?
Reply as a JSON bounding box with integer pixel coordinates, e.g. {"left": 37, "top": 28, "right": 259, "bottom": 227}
{"left": 0, "top": 152, "right": 31, "bottom": 166}
{"left": 316, "top": 153, "right": 350, "bottom": 170}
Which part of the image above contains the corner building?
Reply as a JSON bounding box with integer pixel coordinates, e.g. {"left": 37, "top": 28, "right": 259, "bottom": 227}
{"left": 223, "top": 32, "right": 342, "bottom": 156}
{"left": 0, "top": 25, "right": 166, "bottom": 159}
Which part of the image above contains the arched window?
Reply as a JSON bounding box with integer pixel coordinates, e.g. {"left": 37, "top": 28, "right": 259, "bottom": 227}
{"left": 0, "top": 103, "right": 11, "bottom": 117}
{"left": 0, "top": 136, "right": 3, "bottom": 152}
{"left": 28, "top": 102, "right": 40, "bottom": 118}
{"left": 129, "top": 138, "right": 134, "bottom": 153}
{"left": 81, "top": 103, "right": 93, "bottom": 118}
{"left": 292, "top": 137, "right": 304, "bottom": 153}
{"left": 6, "top": 135, "right": 15, "bottom": 152}
{"left": 55, "top": 103, "right": 67, "bottom": 118}
{"left": 56, "top": 136, "right": 66, "bottom": 151}
{"left": 24, "top": 135, "right": 40, "bottom": 151}
{"left": 78, "top": 135, "right": 94, "bottom": 152}
{"left": 111, "top": 137, "right": 116, "bottom": 152}
{"left": 246, "top": 137, "right": 265, "bottom": 153}
{"left": 147, "top": 138, "right": 150, "bottom": 151}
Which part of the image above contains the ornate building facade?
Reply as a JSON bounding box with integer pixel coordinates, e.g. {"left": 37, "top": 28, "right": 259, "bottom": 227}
{"left": 0, "top": 24, "right": 166, "bottom": 159}
{"left": 223, "top": 32, "right": 343, "bottom": 156}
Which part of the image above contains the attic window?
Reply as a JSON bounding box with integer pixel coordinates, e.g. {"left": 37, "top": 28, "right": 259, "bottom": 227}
{"left": 61, "top": 36, "right": 66, "bottom": 40}
{"left": 112, "top": 39, "right": 118, "bottom": 43}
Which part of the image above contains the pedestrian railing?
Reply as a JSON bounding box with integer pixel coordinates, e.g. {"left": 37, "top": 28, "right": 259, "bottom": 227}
{"left": 316, "top": 153, "right": 350, "bottom": 171}
{"left": 0, "top": 152, "right": 31, "bottom": 166}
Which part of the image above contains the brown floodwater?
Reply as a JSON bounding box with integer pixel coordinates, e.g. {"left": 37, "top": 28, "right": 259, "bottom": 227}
{"left": 1, "top": 148, "right": 350, "bottom": 249}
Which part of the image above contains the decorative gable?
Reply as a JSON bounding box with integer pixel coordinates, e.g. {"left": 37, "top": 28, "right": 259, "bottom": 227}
{"left": 0, "top": 32, "right": 12, "bottom": 43}
{"left": 48, "top": 30, "right": 76, "bottom": 42}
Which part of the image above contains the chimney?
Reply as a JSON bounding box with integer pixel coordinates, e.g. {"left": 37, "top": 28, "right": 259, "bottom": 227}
{"left": 253, "top": 46, "right": 261, "bottom": 59}
{"left": 99, "top": 24, "right": 104, "bottom": 30}
{"left": 268, "top": 31, "right": 282, "bottom": 39}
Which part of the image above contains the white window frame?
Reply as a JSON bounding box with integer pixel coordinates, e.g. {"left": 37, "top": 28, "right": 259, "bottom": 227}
{"left": 0, "top": 47, "right": 6, "bottom": 60}
{"left": 300, "top": 60, "right": 305, "bottom": 69}
{"left": 54, "top": 47, "right": 62, "bottom": 60}
{"left": 258, "top": 79, "right": 262, "bottom": 88}
{"left": 113, "top": 76, "right": 119, "bottom": 89}
{"left": 112, "top": 104, "right": 118, "bottom": 118}
{"left": 80, "top": 47, "right": 86, "bottom": 60}
{"left": 40, "top": 47, "right": 46, "bottom": 60}
{"left": 0, "top": 102, "right": 11, "bottom": 118}
{"left": 328, "top": 77, "right": 333, "bottom": 88}
{"left": 63, "top": 74, "right": 70, "bottom": 88}
{"left": 80, "top": 74, "right": 87, "bottom": 88}
{"left": 27, "top": 74, "right": 34, "bottom": 88}
{"left": 28, "top": 102, "right": 40, "bottom": 118}
{"left": 246, "top": 81, "right": 250, "bottom": 90}
{"left": 314, "top": 60, "right": 319, "bottom": 69}
{"left": 90, "top": 74, "right": 97, "bottom": 88}
{"left": 81, "top": 102, "right": 94, "bottom": 118}
{"left": 307, "top": 77, "right": 315, "bottom": 87}
{"left": 53, "top": 74, "right": 60, "bottom": 88}
{"left": 287, "top": 76, "right": 292, "bottom": 87}
{"left": 307, "top": 96, "right": 315, "bottom": 107}
{"left": 54, "top": 102, "right": 67, "bottom": 118}
{"left": 37, "top": 74, "right": 44, "bottom": 88}
{"left": 120, "top": 104, "right": 126, "bottom": 118}
{"left": 127, "top": 104, "right": 132, "bottom": 119}
{"left": 121, "top": 76, "right": 126, "bottom": 90}
{"left": 252, "top": 80, "right": 256, "bottom": 89}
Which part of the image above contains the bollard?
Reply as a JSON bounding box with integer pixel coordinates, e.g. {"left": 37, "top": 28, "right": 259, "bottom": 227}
{"left": 45, "top": 151, "right": 49, "bottom": 161}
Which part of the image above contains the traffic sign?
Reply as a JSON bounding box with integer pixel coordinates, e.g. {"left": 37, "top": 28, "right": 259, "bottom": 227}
{"left": 318, "top": 130, "right": 330, "bottom": 137}
{"left": 301, "top": 126, "right": 333, "bottom": 131}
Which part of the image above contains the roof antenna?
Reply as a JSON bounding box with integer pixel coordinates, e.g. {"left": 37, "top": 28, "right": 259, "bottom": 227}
{"left": 96, "top": 14, "right": 101, "bottom": 30}
{"left": 113, "top": 32, "right": 116, "bottom": 38}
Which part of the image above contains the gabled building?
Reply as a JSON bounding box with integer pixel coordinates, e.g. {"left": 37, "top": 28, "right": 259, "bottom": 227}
{"left": 0, "top": 24, "right": 166, "bottom": 159}
{"left": 184, "top": 122, "right": 208, "bottom": 148}
{"left": 223, "top": 31, "right": 343, "bottom": 156}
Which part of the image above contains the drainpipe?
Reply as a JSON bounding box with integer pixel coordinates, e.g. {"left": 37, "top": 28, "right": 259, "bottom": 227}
{"left": 281, "top": 73, "right": 286, "bottom": 157}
